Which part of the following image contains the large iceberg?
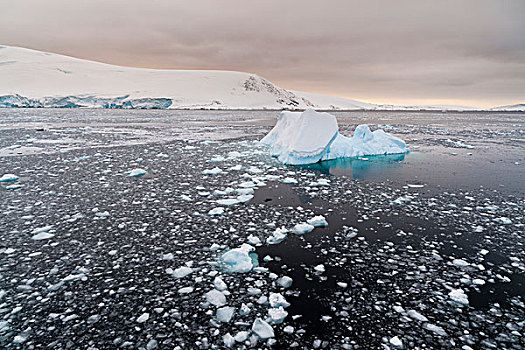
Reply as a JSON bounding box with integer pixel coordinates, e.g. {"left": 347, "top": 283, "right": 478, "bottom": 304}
{"left": 261, "top": 109, "right": 408, "bottom": 165}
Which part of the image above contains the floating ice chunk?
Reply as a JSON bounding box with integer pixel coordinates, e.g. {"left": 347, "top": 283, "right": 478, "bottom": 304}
{"left": 173, "top": 266, "right": 193, "bottom": 279}
{"left": 62, "top": 273, "right": 87, "bottom": 282}
{"left": 282, "top": 177, "right": 298, "bottom": 184}
{"left": 213, "top": 277, "right": 228, "bottom": 291}
{"left": 209, "top": 156, "right": 225, "bottom": 162}
{"left": 146, "top": 339, "right": 158, "bottom": 350}
{"left": 127, "top": 168, "right": 147, "bottom": 177}
{"left": 178, "top": 286, "right": 194, "bottom": 294}
{"left": 247, "top": 234, "right": 262, "bottom": 246}
{"left": 407, "top": 310, "right": 428, "bottom": 322}
{"left": 276, "top": 276, "right": 293, "bottom": 289}
{"left": 205, "top": 289, "right": 227, "bottom": 307}
{"left": 494, "top": 217, "right": 512, "bottom": 225}
{"left": 389, "top": 336, "right": 404, "bottom": 349}
{"left": 269, "top": 293, "right": 290, "bottom": 308}
{"left": 472, "top": 278, "right": 485, "bottom": 286}
{"left": 31, "top": 226, "right": 54, "bottom": 240}
{"left": 392, "top": 195, "right": 414, "bottom": 206}
{"left": 448, "top": 289, "right": 469, "bottom": 306}
{"left": 307, "top": 215, "right": 328, "bottom": 227}
{"left": 6, "top": 184, "right": 21, "bottom": 190}
{"left": 236, "top": 188, "right": 254, "bottom": 195}
{"left": 202, "top": 167, "right": 224, "bottom": 175}
{"left": 236, "top": 194, "right": 254, "bottom": 203}
{"left": 452, "top": 259, "right": 469, "bottom": 268}
{"left": 216, "top": 306, "right": 235, "bottom": 323}
{"left": 292, "top": 223, "right": 315, "bottom": 235}
{"left": 223, "top": 333, "right": 235, "bottom": 348}
{"left": 261, "top": 109, "right": 408, "bottom": 165}
{"left": 221, "top": 244, "right": 256, "bottom": 273}
{"left": 136, "top": 312, "right": 149, "bottom": 323}
{"left": 0, "top": 174, "right": 19, "bottom": 182}
{"left": 268, "top": 307, "right": 288, "bottom": 324}
{"left": 234, "top": 331, "right": 249, "bottom": 342}
{"left": 229, "top": 164, "right": 243, "bottom": 171}
{"left": 216, "top": 198, "right": 240, "bottom": 206}
{"left": 314, "top": 264, "right": 325, "bottom": 273}
{"left": 239, "top": 303, "right": 251, "bottom": 316}
{"left": 181, "top": 194, "right": 192, "bottom": 202}
{"left": 423, "top": 323, "right": 448, "bottom": 336}
{"left": 208, "top": 207, "right": 225, "bottom": 216}
{"left": 251, "top": 318, "right": 274, "bottom": 339}
{"left": 267, "top": 228, "right": 288, "bottom": 245}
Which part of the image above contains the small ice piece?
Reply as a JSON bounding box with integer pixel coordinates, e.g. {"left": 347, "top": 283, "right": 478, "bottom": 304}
{"left": 251, "top": 318, "right": 274, "bottom": 339}
{"left": 229, "top": 164, "right": 243, "bottom": 171}
{"left": 137, "top": 312, "right": 150, "bottom": 323}
{"left": 247, "top": 235, "right": 262, "bottom": 246}
{"left": 267, "top": 228, "right": 288, "bottom": 245}
{"left": 216, "top": 306, "right": 235, "bottom": 323}
{"left": 423, "top": 323, "right": 448, "bottom": 336}
{"left": 234, "top": 331, "right": 249, "bottom": 342}
{"left": 283, "top": 326, "right": 294, "bottom": 334}
{"left": 389, "top": 336, "right": 404, "bottom": 349}
{"left": 205, "top": 289, "right": 227, "bottom": 307}
{"left": 223, "top": 333, "right": 235, "bottom": 348}
{"left": 127, "top": 168, "right": 147, "bottom": 177}
{"left": 407, "top": 310, "right": 428, "bottom": 322}
{"left": 236, "top": 194, "right": 254, "bottom": 203}
{"left": 213, "top": 277, "right": 228, "bottom": 291}
{"left": 472, "top": 278, "right": 485, "bottom": 286}
{"left": 173, "top": 266, "right": 193, "bottom": 279}
{"left": 307, "top": 215, "right": 328, "bottom": 227}
{"left": 494, "top": 217, "right": 512, "bottom": 225}
{"left": 268, "top": 307, "right": 288, "bottom": 324}
{"left": 269, "top": 293, "right": 290, "bottom": 308}
{"left": 208, "top": 207, "right": 225, "bottom": 216}
{"left": 216, "top": 198, "right": 240, "bottom": 206}
{"left": 209, "top": 156, "right": 225, "bottom": 162}
{"left": 31, "top": 225, "right": 55, "bottom": 240}
{"left": 448, "top": 289, "right": 469, "bottom": 306}
{"left": 276, "top": 276, "right": 293, "bottom": 289}
{"left": 336, "top": 282, "right": 348, "bottom": 288}
{"left": 392, "top": 195, "right": 414, "bottom": 206}
{"left": 239, "top": 303, "right": 251, "bottom": 316}
{"left": 407, "top": 184, "right": 424, "bottom": 188}
{"left": 314, "top": 264, "right": 325, "bottom": 273}
{"left": 0, "top": 174, "right": 19, "bottom": 182}
{"left": 282, "top": 177, "right": 298, "bottom": 184}
{"left": 452, "top": 259, "right": 469, "bottom": 268}
{"left": 202, "top": 167, "right": 224, "bottom": 175}
{"left": 6, "top": 184, "right": 21, "bottom": 190}
{"left": 146, "top": 339, "right": 158, "bottom": 350}
{"left": 221, "top": 244, "right": 256, "bottom": 273}
{"left": 178, "top": 286, "right": 194, "bottom": 294}
{"left": 292, "top": 223, "right": 315, "bottom": 235}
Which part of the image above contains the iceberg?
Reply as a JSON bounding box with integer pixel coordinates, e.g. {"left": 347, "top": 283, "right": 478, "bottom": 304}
{"left": 220, "top": 244, "right": 258, "bottom": 273}
{"left": 261, "top": 109, "right": 408, "bottom": 165}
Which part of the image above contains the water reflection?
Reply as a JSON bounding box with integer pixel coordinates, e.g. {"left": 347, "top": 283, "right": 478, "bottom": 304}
{"left": 299, "top": 153, "right": 408, "bottom": 180}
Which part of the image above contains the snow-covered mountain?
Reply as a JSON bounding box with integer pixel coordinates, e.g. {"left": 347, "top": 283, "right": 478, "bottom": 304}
{"left": 0, "top": 45, "right": 521, "bottom": 111}
{"left": 0, "top": 45, "right": 313, "bottom": 109}
{"left": 491, "top": 104, "right": 525, "bottom": 112}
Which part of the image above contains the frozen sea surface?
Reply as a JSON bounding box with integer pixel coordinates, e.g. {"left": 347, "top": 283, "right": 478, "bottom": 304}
{"left": 0, "top": 109, "right": 524, "bottom": 349}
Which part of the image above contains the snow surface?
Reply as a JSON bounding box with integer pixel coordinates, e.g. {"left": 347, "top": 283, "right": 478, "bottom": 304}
{"left": 261, "top": 109, "right": 408, "bottom": 164}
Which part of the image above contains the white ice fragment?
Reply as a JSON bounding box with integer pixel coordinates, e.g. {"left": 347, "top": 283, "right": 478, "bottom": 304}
{"left": 216, "top": 198, "right": 240, "bottom": 206}
{"left": 216, "top": 306, "right": 235, "bottom": 323}
{"left": 276, "top": 276, "right": 293, "bottom": 289}
{"left": 221, "top": 244, "right": 256, "bottom": 273}
{"left": 205, "top": 289, "right": 227, "bottom": 307}
{"left": 127, "top": 168, "right": 147, "bottom": 177}
{"left": 389, "top": 336, "right": 404, "bottom": 349}
{"left": 268, "top": 307, "right": 288, "bottom": 324}
{"left": 423, "top": 323, "right": 448, "bottom": 336}
{"left": 269, "top": 293, "right": 290, "bottom": 308}
{"left": 213, "top": 277, "right": 228, "bottom": 291}
{"left": 307, "top": 215, "right": 328, "bottom": 227}
{"left": 314, "top": 264, "right": 325, "bottom": 273}
{"left": 247, "top": 234, "right": 262, "bottom": 246}
{"left": 0, "top": 174, "right": 19, "bottom": 182}
{"left": 223, "top": 333, "right": 235, "bottom": 348}
{"left": 173, "top": 266, "right": 193, "bottom": 279}
{"left": 251, "top": 318, "right": 274, "bottom": 339}
{"left": 234, "top": 331, "right": 249, "bottom": 342}
{"left": 292, "top": 223, "right": 315, "bottom": 235}
{"left": 136, "top": 312, "right": 150, "bottom": 323}
{"left": 202, "top": 167, "right": 224, "bottom": 175}
{"left": 407, "top": 310, "right": 428, "bottom": 322}
{"left": 178, "top": 286, "right": 194, "bottom": 294}
{"left": 31, "top": 226, "right": 55, "bottom": 240}
{"left": 208, "top": 207, "right": 225, "bottom": 216}
{"left": 267, "top": 228, "right": 288, "bottom": 245}
{"left": 494, "top": 217, "right": 512, "bottom": 225}
{"left": 452, "top": 259, "right": 470, "bottom": 268}
{"left": 282, "top": 177, "right": 298, "bottom": 184}
{"left": 448, "top": 289, "right": 469, "bottom": 306}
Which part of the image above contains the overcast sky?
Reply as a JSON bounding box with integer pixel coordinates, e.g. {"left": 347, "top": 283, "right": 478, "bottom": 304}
{"left": 1, "top": 0, "right": 524, "bottom": 107}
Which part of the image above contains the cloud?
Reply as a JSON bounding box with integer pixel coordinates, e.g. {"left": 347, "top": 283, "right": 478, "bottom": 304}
{"left": 0, "top": 0, "right": 524, "bottom": 107}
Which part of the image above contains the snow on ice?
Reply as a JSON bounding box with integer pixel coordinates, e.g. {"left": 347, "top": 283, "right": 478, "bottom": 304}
{"left": 261, "top": 109, "right": 408, "bottom": 165}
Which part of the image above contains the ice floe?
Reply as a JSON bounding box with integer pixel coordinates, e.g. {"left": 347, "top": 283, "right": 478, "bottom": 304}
{"left": 261, "top": 109, "right": 408, "bottom": 164}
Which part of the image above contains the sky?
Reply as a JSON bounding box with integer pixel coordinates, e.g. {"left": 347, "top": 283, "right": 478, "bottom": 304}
{"left": 0, "top": 0, "right": 524, "bottom": 108}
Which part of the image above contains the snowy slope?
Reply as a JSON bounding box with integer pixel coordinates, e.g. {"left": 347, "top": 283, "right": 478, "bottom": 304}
{"left": 0, "top": 45, "right": 310, "bottom": 109}
{"left": 291, "top": 91, "right": 377, "bottom": 110}
{"left": 491, "top": 104, "right": 525, "bottom": 112}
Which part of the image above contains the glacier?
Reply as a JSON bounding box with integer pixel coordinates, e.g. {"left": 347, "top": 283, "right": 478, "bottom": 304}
{"left": 260, "top": 109, "right": 408, "bottom": 165}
